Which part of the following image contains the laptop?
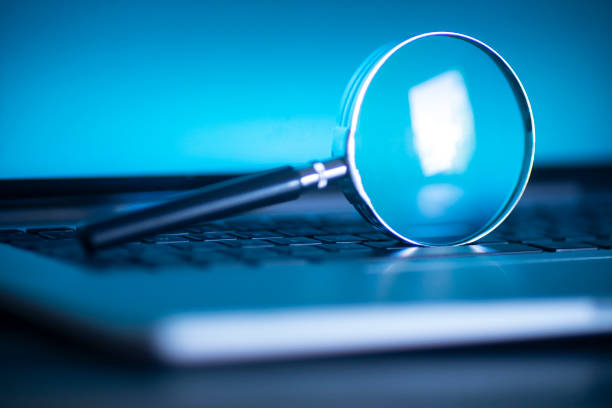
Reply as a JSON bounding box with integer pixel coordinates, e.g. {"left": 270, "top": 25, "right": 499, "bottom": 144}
{"left": 1, "top": 2, "right": 612, "bottom": 365}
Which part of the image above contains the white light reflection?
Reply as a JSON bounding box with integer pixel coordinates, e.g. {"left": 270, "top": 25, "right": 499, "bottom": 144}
{"left": 417, "top": 183, "right": 463, "bottom": 218}
{"left": 394, "top": 247, "right": 419, "bottom": 258}
{"left": 469, "top": 244, "right": 488, "bottom": 254}
{"left": 152, "top": 299, "right": 608, "bottom": 364}
{"left": 409, "top": 70, "right": 475, "bottom": 177}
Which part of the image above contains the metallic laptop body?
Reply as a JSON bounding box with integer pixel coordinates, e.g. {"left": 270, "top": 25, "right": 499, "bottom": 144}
{"left": 1, "top": 2, "right": 612, "bottom": 365}
{"left": 1, "top": 170, "right": 611, "bottom": 365}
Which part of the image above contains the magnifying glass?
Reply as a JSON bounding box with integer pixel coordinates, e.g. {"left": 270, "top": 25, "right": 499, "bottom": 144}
{"left": 79, "top": 32, "right": 535, "bottom": 251}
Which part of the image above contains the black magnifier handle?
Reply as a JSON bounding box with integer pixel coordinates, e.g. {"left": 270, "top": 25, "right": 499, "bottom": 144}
{"left": 78, "top": 159, "right": 347, "bottom": 251}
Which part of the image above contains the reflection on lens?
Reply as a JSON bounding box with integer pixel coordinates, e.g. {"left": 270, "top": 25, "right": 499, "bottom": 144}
{"left": 409, "top": 70, "right": 475, "bottom": 177}
{"left": 339, "top": 33, "right": 534, "bottom": 246}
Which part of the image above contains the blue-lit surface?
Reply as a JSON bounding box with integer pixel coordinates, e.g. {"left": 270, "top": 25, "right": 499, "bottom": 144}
{"left": 1, "top": 1, "right": 611, "bottom": 179}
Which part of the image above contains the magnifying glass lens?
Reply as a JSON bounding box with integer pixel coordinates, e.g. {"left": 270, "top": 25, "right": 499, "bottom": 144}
{"left": 346, "top": 34, "right": 533, "bottom": 245}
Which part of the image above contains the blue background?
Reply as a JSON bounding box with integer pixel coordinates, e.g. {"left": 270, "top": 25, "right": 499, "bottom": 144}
{"left": 1, "top": 0, "right": 611, "bottom": 179}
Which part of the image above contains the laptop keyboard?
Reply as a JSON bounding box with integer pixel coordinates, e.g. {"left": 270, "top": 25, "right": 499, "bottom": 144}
{"left": 1, "top": 202, "right": 611, "bottom": 269}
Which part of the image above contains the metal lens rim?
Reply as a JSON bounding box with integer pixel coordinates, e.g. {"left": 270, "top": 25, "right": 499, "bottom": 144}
{"left": 341, "top": 31, "right": 536, "bottom": 246}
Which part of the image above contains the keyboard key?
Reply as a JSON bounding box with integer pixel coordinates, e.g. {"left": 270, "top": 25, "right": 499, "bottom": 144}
{"left": 313, "top": 234, "right": 364, "bottom": 243}
{"left": 524, "top": 240, "right": 598, "bottom": 252}
{"left": 358, "top": 232, "right": 392, "bottom": 241}
{"left": 37, "top": 230, "right": 77, "bottom": 240}
{"left": 264, "top": 237, "right": 321, "bottom": 246}
{"left": 276, "top": 227, "right": 327, "bottom": 237}
{"left": 231, "top": 230, "right": 284, "bottom": 239}
{"left": 202, "top": 232, "right": 239, "bottom": 241}
{"left": 226, "top": 222, "right": 277, "bottom": 232}
{"left": 219, "top": 240, "right": 275, "bottom": 249}
{"left": 26, "top": 227, "right": 74, "bottom": 234}
{"left": 158, "top": 230, "right": 191, "bottom": 236}
{"left": 318, "top": 243, "right": 374, "bottom": 253}
{"left": 184, "top": 232, "right": 238, "bottom": 242}
{"left": 318, "top": 225, "right": 375, "bottom": 234}
{"left": 283, "top": 244, "right": 374, "bottom": 261}
{"left": 142, "top": 235, "right": 192, "bottom": 244}
{"left": 362, "top": 240, "right": 407, "bottom": 249}
{"left": 182, "top": 233, "right": 205, "bottom": 241}
{"left": 185, "top": 225, "right": 232, "bottom": 234}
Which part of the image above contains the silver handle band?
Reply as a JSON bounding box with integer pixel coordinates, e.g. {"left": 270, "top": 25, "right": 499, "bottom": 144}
{"left": 298, "top": 159, "right": 348, "bottom": 189}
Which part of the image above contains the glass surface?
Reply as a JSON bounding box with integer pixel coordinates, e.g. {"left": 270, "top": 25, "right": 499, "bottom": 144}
{"left": 349, "top": 35, "right": 532, "bottom": 245}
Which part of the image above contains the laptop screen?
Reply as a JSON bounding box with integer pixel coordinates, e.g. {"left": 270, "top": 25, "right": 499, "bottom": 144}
{"left": 1, "top": 1, "right": 612, "bottom": 180}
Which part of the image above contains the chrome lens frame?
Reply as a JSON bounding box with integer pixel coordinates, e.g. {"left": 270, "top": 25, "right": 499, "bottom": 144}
{"left": 332, "top": 32, "right": 535, "bottom": 246}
